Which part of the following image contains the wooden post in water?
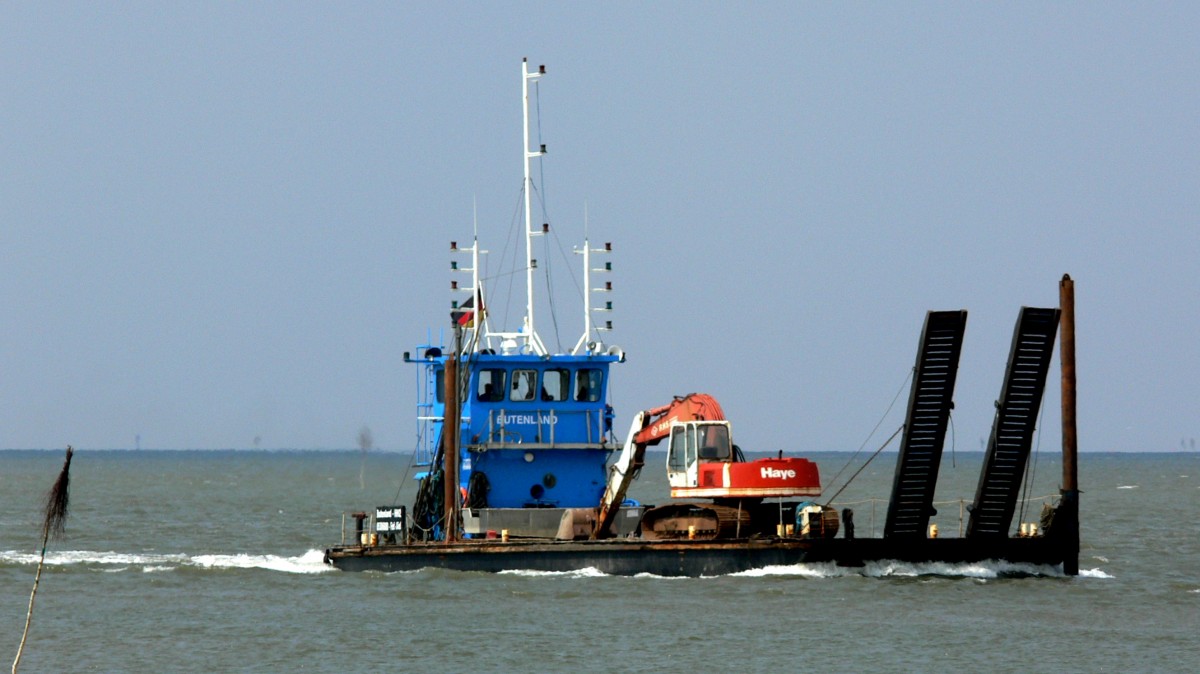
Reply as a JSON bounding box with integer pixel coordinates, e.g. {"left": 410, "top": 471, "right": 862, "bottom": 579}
{"left": 443, "top": 332, "right": 461, "bottom": 543}
{"left": 1059, "top": 274, "right": 1080, "bottom": 576}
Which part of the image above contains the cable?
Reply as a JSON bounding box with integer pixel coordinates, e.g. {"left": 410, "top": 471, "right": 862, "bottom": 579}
{"left": 529, "top": 183, "right": 565, "bottom": 352}
{"left": 1017, "top": 387, "right": 1049, "bottom": 527}
{"left": 948, "top": 411, "right": 956, "bottom": 468}
{"left": 824, "top": 424, "right": 904, "bottom": 506}
{"left": 500, "top": 186, "right": 525, "bottom": 330}
{"left": 823, "top": 366, "right": 913, "bottom": 491}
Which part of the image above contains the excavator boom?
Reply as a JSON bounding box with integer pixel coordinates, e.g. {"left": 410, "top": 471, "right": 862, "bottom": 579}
{"left": 633, "top": 393, "right": 726, "bottom": 446}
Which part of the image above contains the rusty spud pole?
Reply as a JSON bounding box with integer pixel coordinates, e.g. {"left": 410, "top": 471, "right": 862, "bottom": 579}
{"left": 1059, "top": 274, "right": 1079, "bottom": 576}
{"left": 443, "top": 332, "right": 460, "bottom": 543}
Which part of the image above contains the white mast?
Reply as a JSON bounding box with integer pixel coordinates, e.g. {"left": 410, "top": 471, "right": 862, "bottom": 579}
{"left": 521, "top": 57, "right": 549, "bottom": 356}
{"left": 469, "top": 60, "right": 617, "bottom": 358}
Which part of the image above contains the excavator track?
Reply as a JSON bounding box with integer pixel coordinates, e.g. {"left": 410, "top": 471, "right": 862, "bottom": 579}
{"left": 640, "top": 503, "right": 754, "bottom": 540}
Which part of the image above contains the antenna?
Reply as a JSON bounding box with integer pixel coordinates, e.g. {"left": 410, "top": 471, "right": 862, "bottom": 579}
{"left": 572, "top": 235, "right": 613, "bottom": 355}
{"left": 450, "top": 234, "right": 488, "bottom": 354}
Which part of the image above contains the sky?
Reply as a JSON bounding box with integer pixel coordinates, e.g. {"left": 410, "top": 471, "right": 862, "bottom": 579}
{"left": 3, "top": 3, "right": 1197, "bottom": 452}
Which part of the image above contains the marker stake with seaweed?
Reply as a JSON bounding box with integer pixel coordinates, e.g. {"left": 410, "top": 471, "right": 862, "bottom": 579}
{"left": 12, "top": 446, "right": 73, "bottom": 674}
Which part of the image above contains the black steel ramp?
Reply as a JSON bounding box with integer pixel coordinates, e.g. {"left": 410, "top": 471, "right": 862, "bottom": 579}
{"left": 967, "top": 306, "right": 1061, "bottom": 538}
{"left": 884, "top": 310, "right": 968, "bottom": 539}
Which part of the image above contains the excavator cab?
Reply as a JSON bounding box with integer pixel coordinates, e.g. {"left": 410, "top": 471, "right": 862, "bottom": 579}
{"left": 666, "top": 420, "right": 733, "bottom": 489}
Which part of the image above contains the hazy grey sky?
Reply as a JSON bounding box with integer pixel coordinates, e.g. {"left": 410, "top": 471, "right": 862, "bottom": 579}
{"left": 3, "top": 3, "right": 1197, "bottom": 451}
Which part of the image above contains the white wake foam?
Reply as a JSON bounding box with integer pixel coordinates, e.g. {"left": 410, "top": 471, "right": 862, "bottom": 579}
{"left": 0, "top": 548, "right": 331, "bottom": 574}
{"left": 498, "top": 566, "right": 609, "bottom": 578}
{"left": 728, "top": 560, "right": 1070, "bottom": 579}
{"left": 3, "top": 549, "right": 1105, "bottom": 580}
{"left": 0, "top": 550, "right": 188, "bottom": 566}
{"left": 190, "top": 549, "right": 331, "bottom": 574}
{"left": 480, "top": 559, "right": 1082, "bottom": 580}
{"left": 730, "top": 562, "right": 848, "bottom": 578}
{"left": 864, "top": 559, "right": 1067, "bottom": 578}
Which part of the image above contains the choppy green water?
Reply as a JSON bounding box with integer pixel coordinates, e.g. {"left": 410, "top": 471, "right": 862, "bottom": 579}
{"left": 2, "top": 450, "right": 1197, "bottom": 672}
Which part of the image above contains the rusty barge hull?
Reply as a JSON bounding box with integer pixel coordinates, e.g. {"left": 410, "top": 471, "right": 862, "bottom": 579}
{"left": 324, "top": 536, "right": 1066, "bottom": 577}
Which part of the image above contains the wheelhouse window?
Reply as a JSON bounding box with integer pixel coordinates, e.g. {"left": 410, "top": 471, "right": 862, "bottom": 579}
{"left": 511, "top": 369, "right": 537, "bottom": 401}
{"left": 477, "top": 369, "right": 505, "bottom": 402}
{"left": 542, "top": 368, "right": 569, "bottom": 401}
{"left": 435, "top": 367, "right": 445, "bottom": 403}
{"left": 575, "top": 368, "right": 603, "bottom": 402}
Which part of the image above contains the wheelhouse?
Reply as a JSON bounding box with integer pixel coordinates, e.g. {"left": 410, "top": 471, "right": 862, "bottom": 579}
{"left": 410, "top": 349, "right": 620, "bottom": 510}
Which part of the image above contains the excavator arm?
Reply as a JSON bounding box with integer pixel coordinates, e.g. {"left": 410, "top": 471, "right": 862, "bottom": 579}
{"left": 592, "top": 394, "right": 725, "bottom": 539}
{"left": 591, "top": 411, "right": 648, "bottom": 540}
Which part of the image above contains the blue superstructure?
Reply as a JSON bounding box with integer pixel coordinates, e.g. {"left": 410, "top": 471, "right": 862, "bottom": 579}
{"left": 410, "top": 350, "right": 619, "bottom": 507}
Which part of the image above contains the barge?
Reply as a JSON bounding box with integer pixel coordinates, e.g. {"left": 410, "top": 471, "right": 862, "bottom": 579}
{"left": 324, "top": 60, "right": 1081, "bottom": 577}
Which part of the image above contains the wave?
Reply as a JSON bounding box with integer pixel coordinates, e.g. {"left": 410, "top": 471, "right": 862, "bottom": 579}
{"left": 730, "top": 562, "right": 849, "bottom": 578}
{"left": 6, "top": 548, "right": 1096, "bottom": 581}
{"left": 729, "top": 559, "right": 1070, "bottom": 579}
{"left": 435, "top": 559, "right": 1100, "bottom": 580}
{"left": 190, "top": 549, "right": 330, "bottom": 573}
{"left": 0, "top": 548, "right": 331, "bottom": 574}
{"left": 498, "top": 566, "right": 609, "bottom": 579}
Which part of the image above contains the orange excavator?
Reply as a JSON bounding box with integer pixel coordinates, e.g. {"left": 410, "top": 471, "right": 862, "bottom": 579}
{"left": 593, "top": 394, "right": 829, "bottom": 540}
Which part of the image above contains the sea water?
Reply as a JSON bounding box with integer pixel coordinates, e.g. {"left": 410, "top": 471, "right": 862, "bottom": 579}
{"left": 1, "top": 450, "right": 1197, "bottom": 672}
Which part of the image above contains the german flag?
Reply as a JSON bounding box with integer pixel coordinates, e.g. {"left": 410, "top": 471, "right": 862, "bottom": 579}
{"left": 451, "top": 290, "right": 485, "bottom": 328}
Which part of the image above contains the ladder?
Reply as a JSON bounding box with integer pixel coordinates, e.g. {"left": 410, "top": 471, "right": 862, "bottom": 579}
{"left": 884, "top": 310, "right": 968, "bottom": 538}
{"left": 967, "top": 306, "right": 1060, "bottom": 538}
